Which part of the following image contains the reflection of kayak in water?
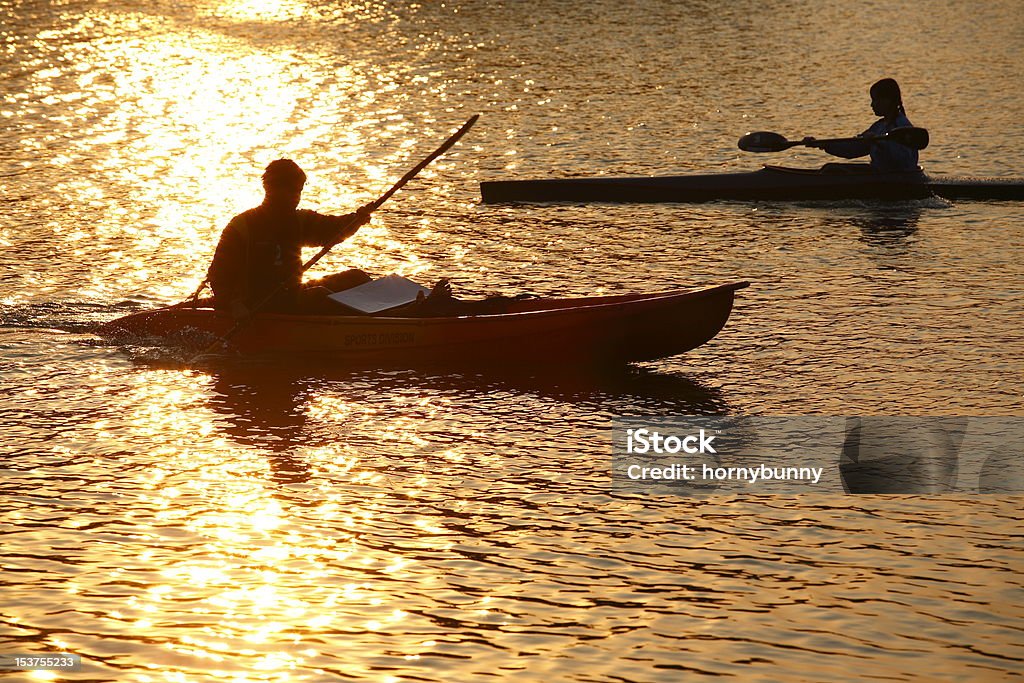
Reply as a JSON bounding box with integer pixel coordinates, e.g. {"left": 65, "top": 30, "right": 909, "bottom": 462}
{"left": 481, "top": 165, "right": 1024, "bottom": 204}
{"left": 98, "top": 282, "right": 749, "bottom": 366}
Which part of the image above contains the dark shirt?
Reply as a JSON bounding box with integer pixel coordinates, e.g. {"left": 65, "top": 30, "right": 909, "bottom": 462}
{"left": 208, "top": 204, "right": 358, "bottom": 312}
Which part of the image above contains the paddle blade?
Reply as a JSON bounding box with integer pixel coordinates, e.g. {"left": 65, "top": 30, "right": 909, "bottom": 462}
{"left": 738, "top": 131, "right": 791, "bottom": 153}
{"left": 887, "top": 126, "right": 929, "bottom": 150}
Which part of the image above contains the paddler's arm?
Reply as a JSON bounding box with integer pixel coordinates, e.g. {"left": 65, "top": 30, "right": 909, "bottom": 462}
{"left": 805, "top": 120, "right": 883, "bottom": 159}
{"left": 208, "top": 219, "right": 252, "bottom": 320}
{"left": 805, "top": 136, "right": 872, "bottom": 159}
{"left": 299, "top": 204, "right": 374, "bottom": 247}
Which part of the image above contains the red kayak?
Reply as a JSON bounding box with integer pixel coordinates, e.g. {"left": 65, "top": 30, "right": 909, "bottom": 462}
{"left": 98, "top": 282, "right": 749, "bottom": 366}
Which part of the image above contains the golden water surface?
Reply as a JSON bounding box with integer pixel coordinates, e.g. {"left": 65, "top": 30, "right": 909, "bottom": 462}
{"left": 1, "top": 0, "right": 1022, "bottom": 680}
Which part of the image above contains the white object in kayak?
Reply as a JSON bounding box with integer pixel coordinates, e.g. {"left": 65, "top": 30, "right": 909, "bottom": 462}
{"left": 327, "top": 274, "right": 430, "bottom": 314}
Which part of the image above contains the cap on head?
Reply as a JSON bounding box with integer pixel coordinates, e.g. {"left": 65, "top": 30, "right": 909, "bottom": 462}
{"left": 870, "top": 78, "right": 902, "bottom": 104}
{"left": 262, "top": 159, "right": 307, "bottom": 188}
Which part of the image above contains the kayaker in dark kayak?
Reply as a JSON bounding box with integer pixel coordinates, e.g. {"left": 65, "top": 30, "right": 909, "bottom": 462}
{"left": 207, "top": 159, "right": 374, "bottom": 320}
{"left": 805, "top": 78, "right": 920, "bottom": 172}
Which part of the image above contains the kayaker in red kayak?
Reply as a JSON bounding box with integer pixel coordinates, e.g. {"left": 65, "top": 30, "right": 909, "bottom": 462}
{"left": 804, "top": 78, "right": 920, "bottom": 172}
{"left": 207, "top": 159, "right": 375, "bottom": 320}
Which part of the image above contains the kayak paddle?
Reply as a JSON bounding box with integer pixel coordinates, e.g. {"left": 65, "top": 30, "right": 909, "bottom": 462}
{"left": 193, "top": 113, "right": 479, "bottom": 360}
{"left": 738, "top": 126, "right": 929, "bottom": 153}
{"left": 298, "top": 114, "right": 478, "bottom": 277}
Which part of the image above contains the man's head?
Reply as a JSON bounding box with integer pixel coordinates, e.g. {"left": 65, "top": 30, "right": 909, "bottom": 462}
{"left": 262, "top": 159, "right": 306, "bottom": 210}
{"left": 870, "top": 78, "right": 903, "bottom": 118}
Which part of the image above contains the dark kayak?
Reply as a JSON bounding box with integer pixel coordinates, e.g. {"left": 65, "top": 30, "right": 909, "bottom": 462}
{"left": 480, "top": 165, "right": 1024, "bottom": 204}
{"left": 99, "top": 282, "right": 749, "bottom": 366}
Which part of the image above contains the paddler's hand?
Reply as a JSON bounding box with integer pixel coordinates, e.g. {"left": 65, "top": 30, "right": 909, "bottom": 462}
{"left": 802, "top": 136, "right": 823, "bottom": 148}
{"left": 428, "top": 278, "right": 453, "bottom": 300}
{"left": 337, "top": 204, "right": 374, "bottom": 243}
{"left": 354, "top": 203, "right": 374, "bottom": 227}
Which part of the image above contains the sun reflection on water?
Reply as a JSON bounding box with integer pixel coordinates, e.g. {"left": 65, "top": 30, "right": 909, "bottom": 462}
{"left": 210, "top": 0, "right": 312, "bottom": 23}
{"left": 51, "top": 364, "right": 474, "bottom": 680}
{"left": 18, "top": 5, "right": 450, "bottom": 306}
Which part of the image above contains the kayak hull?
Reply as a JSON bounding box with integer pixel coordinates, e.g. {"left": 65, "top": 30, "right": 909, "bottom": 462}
{"left": 480, "top": 165, "right": 1024, "bottom": 204}
{"left": 98, "top": 283, "right": 749, "bottom": 366}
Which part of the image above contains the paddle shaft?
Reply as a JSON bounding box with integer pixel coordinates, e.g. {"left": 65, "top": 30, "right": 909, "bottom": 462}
{"left": 792, "top": 132, "right": 900, "bottom": 150}
{"left": 775, "top": 129, "right": 925, "bottom": 151}
{"left": 300, "top": 114, "right": 478, "bottom": 274}
{"left": 738, "top": 126, "right": 928, "bottom": 153}
{"left": 195, "top": 114, "right": 479, "bottom": 357}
